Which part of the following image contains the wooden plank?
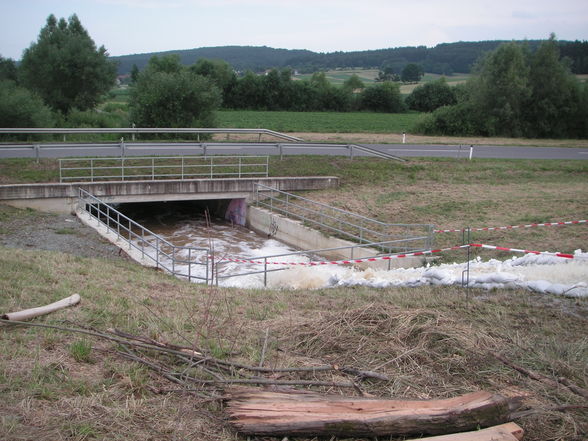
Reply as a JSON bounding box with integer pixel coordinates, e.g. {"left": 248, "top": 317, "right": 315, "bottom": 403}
{"left": 404, "top": 422, "right": 524, "bottom": 441}
{"left": 225, "top": 387, "right": 523, "bottom": 437}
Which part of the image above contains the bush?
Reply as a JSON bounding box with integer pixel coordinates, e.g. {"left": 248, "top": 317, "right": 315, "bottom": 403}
{"left": 130, "top": 56, "right": 221, "bottom": 127}
{"left": 406, "top": 78, "right": 457, "bottom": 112}
{"left": 65, "top": 109, "right": 128, "bottom": 128}
{"left": 414, "top": 102, "right": 478, "bottom": 136}
{"left": 0, "top": 80, "right": 55, "bottom": 128}
{"left": 360, "top": 82, "right": 405, "bottom": 113}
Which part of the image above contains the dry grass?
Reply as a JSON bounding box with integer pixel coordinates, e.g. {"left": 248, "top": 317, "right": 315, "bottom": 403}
{"left": 1, "top": 242, "right": 587, "bottom": 440}
{"left": 211, "top": 131, "right": 588, "bottom": 147}
{"left": 1, "top": 154, "right": 587, "bottom": 440}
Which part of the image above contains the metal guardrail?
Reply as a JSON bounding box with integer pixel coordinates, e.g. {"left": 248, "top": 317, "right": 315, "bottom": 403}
{"left": 0, "top": 141, "right": 404, "bottom": 161}
{"left": 0, "top": 127, "right": 303, "bottom": 142}
{"left": 254, "top": 183, "right": 434, "bottom": 253}
{"left": 61, "top": 155, "right": 269, "bottom": 182}
{"left": 78, "top": 188, "right": 210, "bottom": 283}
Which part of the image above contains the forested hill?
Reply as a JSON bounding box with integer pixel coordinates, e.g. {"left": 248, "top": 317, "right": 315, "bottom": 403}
{"left": 111, "top": 40, "right": 588, "bottom": 75}
{"left": 111, "top": 46, "right": 314, "bottom": 75}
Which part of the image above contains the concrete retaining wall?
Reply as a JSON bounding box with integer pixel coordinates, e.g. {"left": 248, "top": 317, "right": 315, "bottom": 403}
{"left": 247, "top": 206, "right": 424, "bottom": 269}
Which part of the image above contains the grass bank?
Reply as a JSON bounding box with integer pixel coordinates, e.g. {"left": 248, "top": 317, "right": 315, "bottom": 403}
{"left": 1, "top": 152, "right": 587, "bottom": 439}
{"left": 0, "top": 220, "right": 587, "bottom": 440}
{"left": 1, "top": 155, "right": 586, "bottom": 254}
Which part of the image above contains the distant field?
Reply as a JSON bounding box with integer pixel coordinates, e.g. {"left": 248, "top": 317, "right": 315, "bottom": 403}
{"left": 216, "top": 110, "right": 424, "bottom": 133}
{"left": 294, "top": 69, "right": 471, "bottom": 92}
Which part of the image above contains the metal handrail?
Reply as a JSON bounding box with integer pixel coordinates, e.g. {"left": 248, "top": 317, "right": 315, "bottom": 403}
{"left": 214, "top": 236, "right": 431, "bottom": 286}
{"left": 61, "top": 155, "right": 269, "bottom": 182}
{"left": 255, "top": 183, "right": 434, "bottom": 251}
{"left": 77, "top": 188, "right": 210, "bottom": 283}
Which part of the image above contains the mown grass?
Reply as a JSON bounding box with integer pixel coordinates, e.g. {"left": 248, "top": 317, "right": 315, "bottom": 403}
{"left": 217, "top": 110, "right": 424, "bottom": 133}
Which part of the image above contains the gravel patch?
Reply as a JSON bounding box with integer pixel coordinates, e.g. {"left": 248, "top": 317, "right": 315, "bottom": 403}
{"left": 0, "top": 205, "right": 123, "bottom": 259}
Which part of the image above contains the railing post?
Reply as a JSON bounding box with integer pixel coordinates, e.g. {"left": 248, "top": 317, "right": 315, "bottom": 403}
{"left": 279, "top": 143, "right": 283, "bottom": 160}
{"left": 121, "top": 157, "right": 125, "bottom": 181}
{"left": 238, "top": 157, "right": 242, "bottom": 178}
{"left": 90, "top": 159, "right": 94, "bottom": 182}
{"left": 106, "top": 205, "right": 110, "bottom": 233}
{"left": 349, "top": 144, "right": 354, "bottom": 160}
{"left": 265, "top": 156, "right": 269, "bottom": 177}
{"left": 210, "top": 156, "right": 213, "bottom": 178}
{"left": 34, "top": 144, "right": 40, "bottom": 163}
{"left": 172, "top": 247, "right": 176, "bottom": 276}
{"left": 59, "top": 159, "right": 63, "bottom": 183}
{"left": 120, "top": 137, "right": 125, "bottom": 157}
{"left": 264, "top": 257, "right": 268, "bottom": 287}
{"left": 152, "top": 157, "right": 155, "bottom": 180}
{"left": 181, "top": 156, "right": 184, "bottom": 180}
{"left": 155, "top": 236, "right": 160, "bottom": 268}
{"left": 188, "top": 248, "right": 192, "bottom": 282}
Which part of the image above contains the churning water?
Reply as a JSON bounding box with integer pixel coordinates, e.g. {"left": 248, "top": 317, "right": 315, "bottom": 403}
{"left": 117, "top": 202, "right": 588, "bottom": 296}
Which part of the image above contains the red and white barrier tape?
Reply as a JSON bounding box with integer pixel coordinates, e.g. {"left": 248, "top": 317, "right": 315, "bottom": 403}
{"left": 435, "top": 219, "right": 587, "bottom": 234}
{"left": 469, "top": 243, "right": 577, "bottom": 259}
{"left": 214, "top": 243, "right": 584, "bottom": 267}
{"left": 215, "top": 245, "right": 470, "bottom": 266}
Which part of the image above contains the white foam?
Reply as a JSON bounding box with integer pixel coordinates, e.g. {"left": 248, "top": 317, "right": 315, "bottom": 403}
{"left": 269, "top": 251, "right": 588, "bottom": 297}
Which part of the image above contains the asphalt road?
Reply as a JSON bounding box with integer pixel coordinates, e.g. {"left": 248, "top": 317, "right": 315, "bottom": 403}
{"left": 0, "top": 142, "right": 586, "bottom": 160}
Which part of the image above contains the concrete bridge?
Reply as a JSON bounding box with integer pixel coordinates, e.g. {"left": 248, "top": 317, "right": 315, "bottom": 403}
{"left": 0, "top": 176, "right": 338, "bottom": 213}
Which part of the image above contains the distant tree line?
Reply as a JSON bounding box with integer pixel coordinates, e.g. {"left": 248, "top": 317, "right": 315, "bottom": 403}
{"left": 111, "top": 40, "right": 588, "bottom": 76}
{"left": 416, "top": 35, "right": 588, "bottom": 139}
{"left": 128, "top": 55, "right": 406, "bottom": 122}
{"left": 2, "top": 15, "right": 587, "bottom": 140}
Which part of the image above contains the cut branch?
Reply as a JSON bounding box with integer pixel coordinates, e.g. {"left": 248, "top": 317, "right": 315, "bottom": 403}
{"left": 492, "top": 352, "right": 588, "bottom": 400}
{"left": 225, "top": 387, "right": 523, "bottom": 437}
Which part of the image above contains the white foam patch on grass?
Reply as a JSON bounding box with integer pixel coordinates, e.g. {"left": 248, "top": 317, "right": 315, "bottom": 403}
{"left": 268, "top": 251, "right": 588, "bottom": 297}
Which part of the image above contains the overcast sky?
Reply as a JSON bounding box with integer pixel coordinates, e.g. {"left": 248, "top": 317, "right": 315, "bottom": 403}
{"left": 1, "top": 0, "right": 587, "bottom": 60}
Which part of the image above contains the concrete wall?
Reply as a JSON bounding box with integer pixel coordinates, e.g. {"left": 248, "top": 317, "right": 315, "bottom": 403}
{"left": 247, "top": 206, "right": 424, "bottom": 269}
{"left": 0, "top": 176, "right": 339, "bottom": 213}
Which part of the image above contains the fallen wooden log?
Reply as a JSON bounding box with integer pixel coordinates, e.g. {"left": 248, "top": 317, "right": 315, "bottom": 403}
{"left": 225, "top": 387, "right": 523, "bottom": 438}
{"left": 1, "top": 294, "right": 81, "bottom": 321}
{"left": 404, "top": 422, "right": 524, "bottom": 441}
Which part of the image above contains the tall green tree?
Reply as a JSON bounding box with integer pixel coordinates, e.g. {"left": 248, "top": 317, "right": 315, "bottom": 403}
{"left": 0, "top": 56, "right": 18, "bottom": 82}
{"left": 526, "top": 35, "right": 584, "bottom": 138}
{"left": 19, "top": 14, "right": 116, "bottom": 114}
{"left": 190, "top": 58, "right": 237, "bottom": 104}
{"left": 401, "top": 64, "right": 424, "bottom": 83}
{"left": 129, "top": 55, "right": 221, "bottom": 127}
{"left": 469, "top": 42, "right": 530, "bottom": 137}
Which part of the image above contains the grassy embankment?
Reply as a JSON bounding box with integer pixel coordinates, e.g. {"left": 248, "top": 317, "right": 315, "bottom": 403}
{"left": 1, "top": 154, "right": 587, "bottom": 440}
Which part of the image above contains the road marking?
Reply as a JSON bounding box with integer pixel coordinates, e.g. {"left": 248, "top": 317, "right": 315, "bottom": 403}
{"left": 579, "top": 152, "right": 588, "bottom": 155}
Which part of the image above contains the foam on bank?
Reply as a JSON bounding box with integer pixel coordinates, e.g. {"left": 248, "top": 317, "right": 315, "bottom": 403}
{"left": 269, "top": 250, "right": 588, "bottom": 297}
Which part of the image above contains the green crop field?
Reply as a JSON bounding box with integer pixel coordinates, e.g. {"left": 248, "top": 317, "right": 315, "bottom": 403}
{"left": 217, "top": 110, "right": 424, "bottom": 133}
